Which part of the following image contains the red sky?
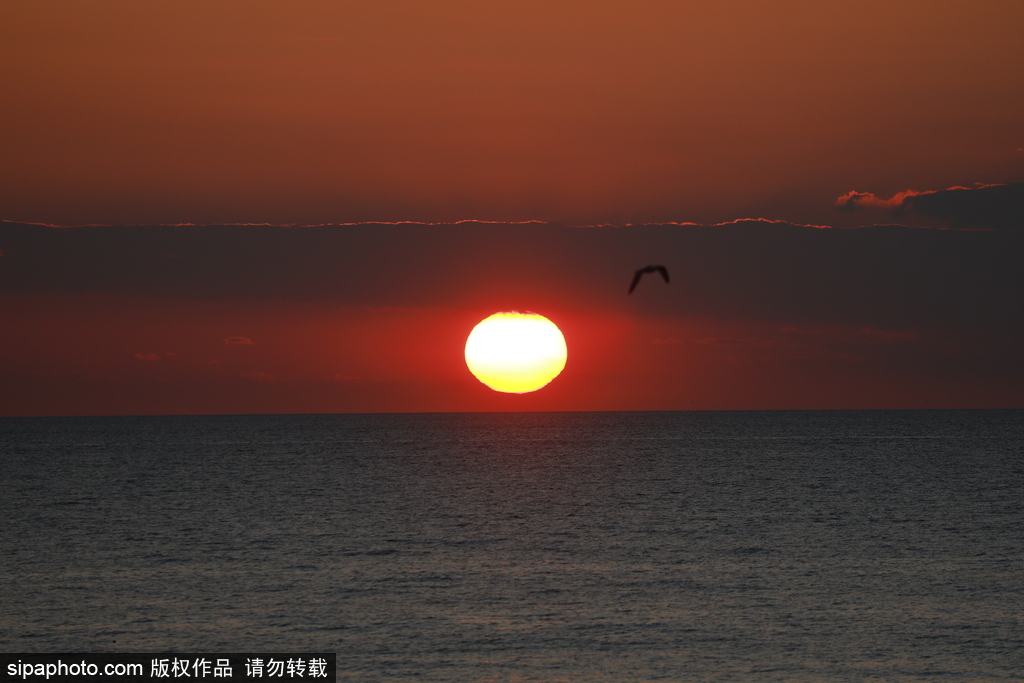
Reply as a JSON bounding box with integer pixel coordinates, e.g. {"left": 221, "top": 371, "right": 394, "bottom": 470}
{"left": 2, "top": 1, "right": 1023, "bottom": 415}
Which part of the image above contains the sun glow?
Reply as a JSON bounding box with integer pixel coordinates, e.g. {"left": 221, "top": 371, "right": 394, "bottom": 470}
{"left": 465, "top": 312, "right": 567, "bottom": 393}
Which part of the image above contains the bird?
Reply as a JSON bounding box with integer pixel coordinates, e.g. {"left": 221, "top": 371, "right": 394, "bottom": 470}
{"left": 628, "top": 264, "right": 670, "bottom": 294}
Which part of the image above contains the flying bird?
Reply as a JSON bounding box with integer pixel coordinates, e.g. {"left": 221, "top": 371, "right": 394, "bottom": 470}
{"left": 628, "top": 265, "right": 670, "bottom": 294}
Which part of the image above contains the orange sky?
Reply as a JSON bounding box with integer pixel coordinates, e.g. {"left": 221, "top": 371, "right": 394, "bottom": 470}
{"left": 3, "top": 0, "right": 1023, "bottom": 226}
{"left": 2, "top": 1, "right": 1023, "bottom": 415}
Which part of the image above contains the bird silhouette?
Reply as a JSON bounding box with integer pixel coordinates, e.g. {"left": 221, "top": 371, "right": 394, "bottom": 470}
{"left": 628, "top": 265, "right": 670, "bottom": 294}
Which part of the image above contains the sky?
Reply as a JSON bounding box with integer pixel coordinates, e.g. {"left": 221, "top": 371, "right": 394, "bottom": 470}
{"left": 2, "top": 0, "right": 1023, "bottom": 415}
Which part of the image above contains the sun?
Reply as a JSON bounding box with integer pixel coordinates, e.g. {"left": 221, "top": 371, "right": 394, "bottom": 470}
{"left": 465, "top": 312, "right": 567, "bottom": 393}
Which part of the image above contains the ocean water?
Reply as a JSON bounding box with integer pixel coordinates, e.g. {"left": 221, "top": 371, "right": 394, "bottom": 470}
{"left": 1, "top": 410, "right": 1023, "bottom": 682}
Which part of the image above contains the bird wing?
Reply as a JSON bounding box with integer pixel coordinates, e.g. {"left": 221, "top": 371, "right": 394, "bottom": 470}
{"left": 628, "top": 270, "right": 643, "bottom": 294}
{"left": 657, "top": 266, "right": 669, "bottom": 283}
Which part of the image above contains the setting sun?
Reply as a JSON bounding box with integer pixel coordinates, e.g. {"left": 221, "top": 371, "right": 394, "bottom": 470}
{"left": 465, "top": 312, "right": 568, "bottom": 393}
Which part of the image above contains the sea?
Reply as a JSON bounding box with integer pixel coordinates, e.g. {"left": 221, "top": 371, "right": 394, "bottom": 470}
{"left": 1, "top": 410, "right": 1023, "bottom": 682}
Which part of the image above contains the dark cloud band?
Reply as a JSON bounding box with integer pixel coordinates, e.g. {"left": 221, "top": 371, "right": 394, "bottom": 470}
{"left": 2, "top": 220, "right": 1021, "bottom": 331}
{"left": 836, "top": 183, "right": 1024, "bottom": 229}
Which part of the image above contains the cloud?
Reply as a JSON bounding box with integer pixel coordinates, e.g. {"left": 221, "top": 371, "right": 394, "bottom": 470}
{"left": 857, "top": 326, "right": 917, "bottom": 343}
{"left": 781, "top": 326, "right": 916, "bottom": 342}
{"left": 133, "top": 352, "right": 161, "bottom": 361}
{"left": 835, "top": 189, "right": 924, "bottom": 210}
{"left": 692, "top": 336, "right": 784, "bottom": 348}
{"left": 836, "top": 183, "right": 1024, "bottom": 229}
{"left": 223, "top": 336, "right": 254, "bottom": 345}
{"left": 242, "top": 372, "right": 277, "bottom": 383}
{"left": 905, "top": 183, "right": 1024, "bottom": 228}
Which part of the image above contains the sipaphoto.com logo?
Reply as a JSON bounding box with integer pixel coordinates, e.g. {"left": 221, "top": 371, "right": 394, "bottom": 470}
{"left": 0, "top": 654, "right": 336, "bottom": 683}
{"left": 8, "top": 659, "right": 142, "bottom": 680}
